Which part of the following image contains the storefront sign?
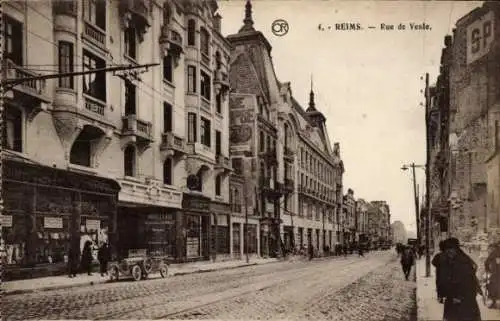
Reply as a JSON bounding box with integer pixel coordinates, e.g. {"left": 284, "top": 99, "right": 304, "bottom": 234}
{"left": 86, "top": 219, "right": 100, "bottom": 231}
{"left": 183, "top": 194, "right": 211, "bottom": 212}
{"left": 467, "top": 10, "right": 495, "bottom": 65}
{"left": 1, "top": 215, "right": 13, "bottom": 227}
{"left": 44, "top": 217, "right": 63, "bottom": 229}
{"left": 210, "top": 201, "right": 231, "bottom": 214}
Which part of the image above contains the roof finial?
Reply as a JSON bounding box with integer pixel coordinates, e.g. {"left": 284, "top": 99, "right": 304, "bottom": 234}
{"left": 238, "top": 0, "right": 254, "bottom": 32}
{"left": 308, "top": 74, "right": 316, "bottom": 111}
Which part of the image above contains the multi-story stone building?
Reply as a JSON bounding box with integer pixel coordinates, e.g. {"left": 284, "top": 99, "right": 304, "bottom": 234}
{"left": 444, "top": 1, "right": 500, "bottom": 247}
{"left": 280, "top": 83, "right": 341, "bottom": 254}
{"left": 355, "top": 198, "right": 369, "bottom": 244}
{"left": 391, "top": 221, "right": 408, "bottom": 244}
{"left": 227, "top": 0, "right": 282, "bottom": 258}
{"left": 227, "top": 1, "right": 342, "bottom": 257}
{"left": 342, "top": 188, "right": 356, "bottom": 245}
{"left": 366, "top": 201, "right": 391, "bottom": 247}
{"left": 1, "top": 0, "right": 231, "bottom": 279}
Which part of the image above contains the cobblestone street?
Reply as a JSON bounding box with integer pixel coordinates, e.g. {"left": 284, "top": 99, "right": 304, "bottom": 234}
{"left": 3, "top": 251, "right": 416, "bottom": 320}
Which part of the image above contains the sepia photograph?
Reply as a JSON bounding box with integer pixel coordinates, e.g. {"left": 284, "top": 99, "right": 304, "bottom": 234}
{"left": 0, "top": 0, "right": 499, "bottom": 320}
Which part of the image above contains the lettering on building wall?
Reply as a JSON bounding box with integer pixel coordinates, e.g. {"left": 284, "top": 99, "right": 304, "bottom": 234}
{"left": 44, "top": 217, "right": 63, "bottom": 229}
{"left": 467, "top": 11, "right": 495, "bottom": 65}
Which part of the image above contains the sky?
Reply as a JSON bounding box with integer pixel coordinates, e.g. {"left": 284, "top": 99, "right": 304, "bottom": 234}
{"left": 217, "top": 0, "right": 483, "bottom": 233}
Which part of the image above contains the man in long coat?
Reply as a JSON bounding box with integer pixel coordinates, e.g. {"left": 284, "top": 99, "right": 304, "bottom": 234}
{"left": 440, "top": 237, "right": 482, "bottom": 321}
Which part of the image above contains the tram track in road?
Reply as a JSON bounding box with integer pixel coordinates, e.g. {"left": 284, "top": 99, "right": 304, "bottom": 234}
{"left": 109, "top": 256, "right": 392, "bottom": 320}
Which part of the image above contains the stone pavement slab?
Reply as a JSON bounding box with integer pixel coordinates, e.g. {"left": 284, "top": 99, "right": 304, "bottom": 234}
{"left": 2, "top": 257, "right": 279, "bottom": 296}
{"left": 416, "top": 257, "right": 500, "bottom": 321}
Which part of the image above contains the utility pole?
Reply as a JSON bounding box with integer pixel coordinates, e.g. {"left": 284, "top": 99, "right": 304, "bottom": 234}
{"left": 425, "top": 72, "right": 432, "bottom": 277}
{"left": 410, "top": 163, "right": 421, "bottom": 247}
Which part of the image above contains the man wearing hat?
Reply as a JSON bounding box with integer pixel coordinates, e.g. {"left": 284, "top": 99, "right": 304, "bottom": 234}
{"left": 440, "top": 237, "right": 482, "bottom": 321}
{"left": 484, "top": 242, "right": 500, "bottom": 308}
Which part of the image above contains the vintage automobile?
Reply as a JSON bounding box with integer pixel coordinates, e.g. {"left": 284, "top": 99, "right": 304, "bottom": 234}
{"left": 108, "top": 249, "right": 169, "bottom": 281}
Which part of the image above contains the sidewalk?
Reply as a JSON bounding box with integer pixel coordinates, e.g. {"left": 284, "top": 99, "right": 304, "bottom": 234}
{"left": 416, "top": 258, "right": 500, "bottom": 321}
{"left": 2, "top": 257, "right": 279, "bottom": 296}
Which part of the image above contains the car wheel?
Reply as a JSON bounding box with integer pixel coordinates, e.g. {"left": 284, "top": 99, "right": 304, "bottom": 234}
{"left": 109, "top": 266, "right": 119, "bottom": 282}
{"left": 159, "top": 264, "right": 168, "bottom": 278}
{"left": 131, "top": 265, "right": 142, "bottom": 281}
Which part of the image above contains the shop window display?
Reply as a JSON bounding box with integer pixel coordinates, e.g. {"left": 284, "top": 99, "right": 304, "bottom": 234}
{"left": 35, "top": 216, "right": 71, "bottom": 264}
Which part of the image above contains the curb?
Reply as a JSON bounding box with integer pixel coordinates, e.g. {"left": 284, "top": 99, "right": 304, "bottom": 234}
{"left": 3, "top": 260, "right": 279, "bottom": 296}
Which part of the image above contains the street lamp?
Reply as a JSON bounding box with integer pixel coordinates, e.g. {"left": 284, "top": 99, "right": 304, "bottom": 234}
{"left": 401, "top": 163, "right": 425, "bottom": 247}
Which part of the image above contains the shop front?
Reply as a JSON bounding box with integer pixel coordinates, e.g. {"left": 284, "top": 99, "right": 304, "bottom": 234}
{"left": 182, "top": 193, "right": 212, "bottom": 262}
{"left": 210, "top": 201, "right": 231, "bottom": 259}
{"left": 2, "top": 158, "right": 120, "bottom": 280}
{"left": 116, "top": 178, "right": 182, "bottom": 261}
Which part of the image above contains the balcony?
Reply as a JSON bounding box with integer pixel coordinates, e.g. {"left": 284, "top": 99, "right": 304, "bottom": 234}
{"left": 83, "top": 21, "right": 106, "bottom": 49}
{"left": 283, "top": 178, "right": 294, "bottom": 193}
{"left": 215, "top": 154, "right": 232, "bottom": 173}
{"left": 214, "top": 69, "right": 230, "bottom": 95}
{"left": 119, "top": 0, "right": 151, "bottom": 42}
{"left": 121, "top": 114, "right": 153, "bottom": 150}
{"left": 160, "top": 132, "right": 186, "bottom": 157}
{"left": 259, "top": 177, "right": 282, "bottom": 198}
{"left": 159, "top": 26, "right": 183, "bottom": 62}
{"left": 284, "top": 146, "right": 295, "bottom": 162}
{"left": 3, "top": 59, "right": 50, "bottom": 120}
{"left": 201, "top": 52, "right": 210, "bottom": 66}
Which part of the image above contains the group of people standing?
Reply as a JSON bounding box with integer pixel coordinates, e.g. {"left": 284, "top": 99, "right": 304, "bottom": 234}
{"left": 67, "top": 241, "right": 111, "bottom": 278}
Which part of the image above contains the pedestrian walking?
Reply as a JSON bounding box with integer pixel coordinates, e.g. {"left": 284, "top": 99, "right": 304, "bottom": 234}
{"left": 67, "top": 242, "right": 79, "bottom": 278}
{"left": 432, "top": 240, "right": 448, "bottom": 303}
{"left": 401, "top": 246, "right": 415, "bottom": 280}
{"left": 440, "top": 237, "right": 482, "bottom": 321}
{"left": 308, "top": 242, "right": 314, "bottom": 261}
{"left": 81, "top": 241, "right": 93, "bottom": 276}
{"left": 97, "top": 242, "right": 110, "bottom": 277}
{"left": 358, "top": 245, "right": 364, "bottom": 257}
{"left": 484, "top": 242, "right": 500, "bottom": 307}
{"left": 343, "top": 244, "right": 348, "bottom": 258}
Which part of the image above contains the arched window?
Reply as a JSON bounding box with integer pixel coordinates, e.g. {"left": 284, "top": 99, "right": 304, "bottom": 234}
{"left": 124, "top": 145, "right": 136, "bottom": 176}
{"left": 215, "top": 174, "right": 222, "bottom": 196}
{"left": 70, "top": 126, "right": 103, "bottom": 167}
{"left": 215, "top": 51, "right": 222, "bottom": 70}
{"left": 187, "top": 19, "right": 196, "bottom": 46}
{"left": 260, "top": 161, "right": 265, "bottom": 180}
{"left": 163, "top": 158, "right": 172, "bottom": 185}
{"left": 284, "top": 123, "right": 289, "bottom": 149}
{"left": 194, "top": 169, "right": 203, "bottom": 192}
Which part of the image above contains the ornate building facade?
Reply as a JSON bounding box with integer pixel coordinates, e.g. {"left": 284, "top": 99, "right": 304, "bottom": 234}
{"left": 227, "top": 1, "right": 343, "bottom": 257}
{"left": 366, "top": 201, "right": 392, "bottom": 247}
{"left": 1, "top": 0, "right": 232, "bottom": 279}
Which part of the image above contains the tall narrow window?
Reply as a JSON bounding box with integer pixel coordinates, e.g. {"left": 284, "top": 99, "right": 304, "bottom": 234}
{"left": 259, "top": 132, "right": 264, "bottom": 152}
{"left": 83, "top": 50, "right": 106, "bottom": 101}
{"left": 58, "top": 41, "right": 74, "bottom": 89}
{"left": 216, "top": 93, "right": 222, "bottom": 114}
{"left": 163, "top": 54, "right": 173, "bottom": 82}
{"left": 215, "top": 130, "right": 221, "bottom": 155}
{"left": 4, "top": 106, "right": 23, "bottom": 152}
{"left": 124, "top": 27, "right": 137, "bottom": 59}
{"left": 215, "top": 175, "right": 222, "bottom": 196}
{"left": 200, "top": 117, "right": 211, "bottom": 147}
{"left": 83, "top": 0, "right": 106, "bottom": 30}
{"left": 3, "top": 16, "right": 23, "bottom": 65}
{"left": 124, "top": 145, "right": 135, "bottom": 176}
{"left": 200, "top": 71, "right": 211, "bottom": 100}
{"left": 163, "top": 4, "right": 171, "bottom": 26}
{"left": 187, "top": 19, "right": 196, "bottom": 46}
{"left": 124, "top": 80, "right": 136, "bottom": 115}
{"left": 163, "top": 158, "right": 172, "bottom": 185}
{"left": 200, "top": 27, "right": 209, "bottom": 56}
{"left": 188, "top": 112, "right": 197, "bottom": 143}
{"left": 163, "top": 103, "right": 172, "bottom": 132}
{"left": 187, "top": 65, "right": 197, "bottom": 93}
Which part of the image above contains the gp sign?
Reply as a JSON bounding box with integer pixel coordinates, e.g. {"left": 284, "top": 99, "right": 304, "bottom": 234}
{"left": 467, "top": 11, "right": 495, "bottom": 65}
